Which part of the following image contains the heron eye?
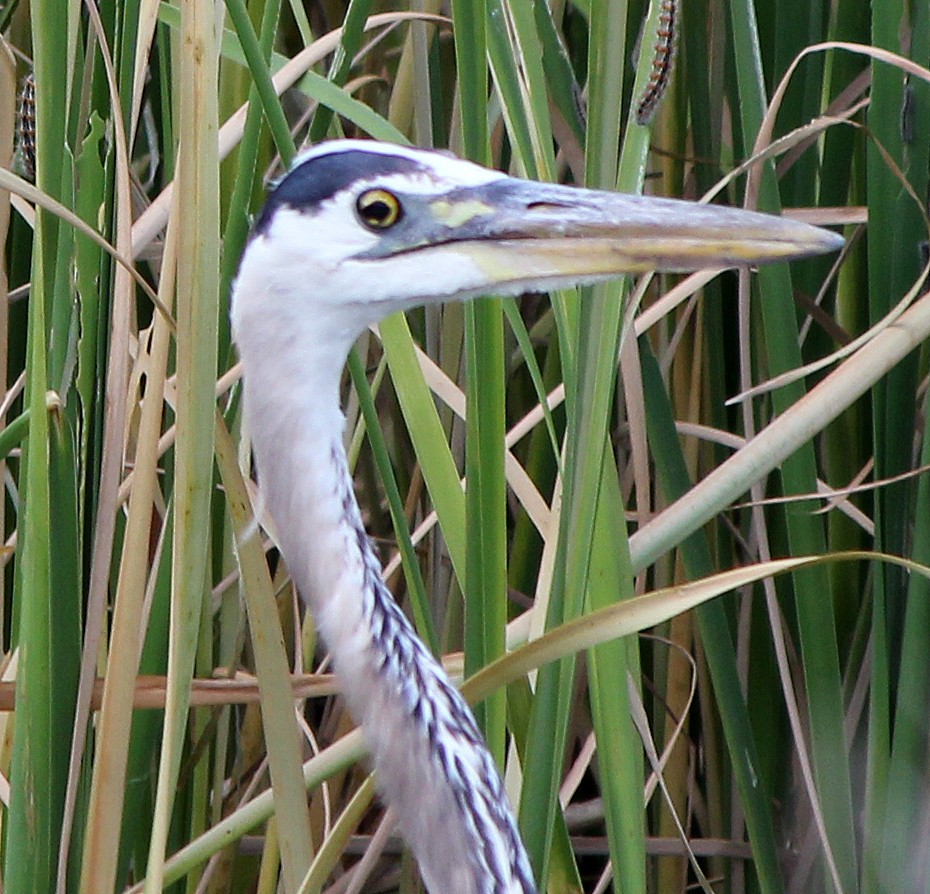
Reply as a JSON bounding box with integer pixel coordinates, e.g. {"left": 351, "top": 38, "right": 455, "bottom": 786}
{"left": 357, "top": 189, "right": 403, "bottom": 229}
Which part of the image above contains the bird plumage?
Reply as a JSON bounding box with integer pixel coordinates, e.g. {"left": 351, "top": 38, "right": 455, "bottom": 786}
{"left": 233, "top": 142, "right": 538, "bottom": 894}
{"left": 231, "top": 139, "right": 842, "bottom": 894}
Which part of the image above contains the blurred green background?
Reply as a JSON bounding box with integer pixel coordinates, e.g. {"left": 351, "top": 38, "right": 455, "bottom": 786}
{"left": 0, "top": 1, "right": 926, "bottom": 893}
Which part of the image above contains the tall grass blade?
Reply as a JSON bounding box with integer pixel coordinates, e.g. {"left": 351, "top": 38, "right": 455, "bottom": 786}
{"left": 144, "top": 4, "right": 220, "bottom": 888}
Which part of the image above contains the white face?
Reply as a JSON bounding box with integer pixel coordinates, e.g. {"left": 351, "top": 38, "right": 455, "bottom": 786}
{"left": 231, "top": 143, "right": 510, "bottom": 345}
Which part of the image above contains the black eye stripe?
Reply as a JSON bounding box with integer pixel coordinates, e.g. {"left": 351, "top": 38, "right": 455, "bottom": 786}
{"left": 252, "top": 149, "right": 425, "bottom": 236}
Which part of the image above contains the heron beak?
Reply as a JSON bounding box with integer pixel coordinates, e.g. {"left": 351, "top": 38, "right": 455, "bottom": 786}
{"left": 364, "top": 177, "right": 842, "bottom": 284}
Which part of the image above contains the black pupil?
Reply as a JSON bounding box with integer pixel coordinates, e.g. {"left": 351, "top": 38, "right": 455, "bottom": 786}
{"left": 363, "top": 196, "right": 396, "bottom": 225}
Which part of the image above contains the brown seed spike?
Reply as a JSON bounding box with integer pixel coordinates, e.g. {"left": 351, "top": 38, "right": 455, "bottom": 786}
{"left": 635, "top": 0, "right": 678, "bottom": 126}
{"left": 17, "top": 72, "right": 36, "bottom": 182}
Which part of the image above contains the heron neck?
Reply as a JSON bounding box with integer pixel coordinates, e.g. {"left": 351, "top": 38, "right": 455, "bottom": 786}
{"left": 239, "top": 324, "right": 536, "bottom": 894}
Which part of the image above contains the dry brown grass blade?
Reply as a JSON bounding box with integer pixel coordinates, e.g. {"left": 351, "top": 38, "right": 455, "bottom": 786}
{"left": 0, "top": 673, "right": 338, "bottom": 711}
{"left": 68, "top": 4, "right": 141, "bottom": 891}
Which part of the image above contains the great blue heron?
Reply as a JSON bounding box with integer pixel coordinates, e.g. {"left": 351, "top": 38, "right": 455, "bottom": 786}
{"left": 230, "top": 140, "right": 842, "bottom": 894}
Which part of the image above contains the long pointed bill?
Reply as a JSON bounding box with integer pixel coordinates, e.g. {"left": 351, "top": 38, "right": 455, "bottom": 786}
{"left": 361, "top": 177, "right": 843, "bottom": 285}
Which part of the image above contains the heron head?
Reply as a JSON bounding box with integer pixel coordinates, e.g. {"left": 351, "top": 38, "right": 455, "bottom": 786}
{"left": 232, "top": 140, "right": 842, "bottom": 343}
